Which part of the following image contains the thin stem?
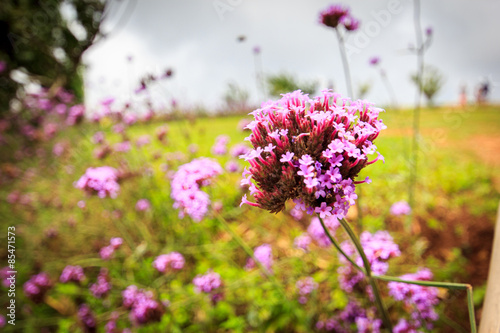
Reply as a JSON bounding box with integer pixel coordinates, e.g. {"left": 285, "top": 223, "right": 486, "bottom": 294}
{"left": 373, "top": 275, "right": 476, "bottom": 333}
{"left": 214, "top": 214, "right": 286, "bottom": 298}
{"left": 339, "top": 218, "right": 393, "bottom": 332}
{"left": 466, "top": 286, "right": 477, "bottom": 333}
{"left": 335, "top": 28, "right": 354, "bottom": 98}
{"left": 380, "top": 70, "right": 399, "bottom": 110}
{"left": 317, "top": 215, "right": 365, "bottom": 273}
{"left": 408, "top": 0, "right": 425, "bottom": 231}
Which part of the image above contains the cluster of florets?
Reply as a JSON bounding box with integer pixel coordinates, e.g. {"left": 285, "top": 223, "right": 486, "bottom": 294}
{"left": 390, "top": 201, "right": 411, "bottom": 216}
{"left": 319, "top": 4, "right": 360, "bottom": 31}
{"left": 245, "top": 243, "right": 274, "bottom": 272}
{"left": 75, "top": 166, "right": 120, "bottom": 198}
{"left": 152, "top": 252, "right": 185, "bottom": 273}
{"left": 135, "top": 135, "right": 151, "bottom": 148}
{"left": 230, "top": 143, "right": 251, "bottom": 158}
{"left": 192, "top": 270, "right": 224, "bottom": 304}
{"left": 171, "top": 158, "right": 223, "bottom": 222}
{"left": 23, "top": 272, "right": 52, "bottom": 303}
{"left": 338, "top": 231, "right": 400, "bottom": 293}
{"left": 78, "top": 304, "right": 96, "bottom": 330}
{"left": 388, "top": 269, "right": 440, "bottom": 331}
{"left": 296, "top": 277, "right": 318, "bottom": 304}
{"left": 316, "top": 301, "right": 382, "bottom": 333}
{"left": 66, "top": 105, "right": 85, "bottom": 126}
{"left": 122, "top": 285, "right": 164, "bottom": 325}
{"left": 240, "top": 90, "right": 385, "bottom": 220}
{"left": 99, "top": 237, "right": 123, "bottom": 260}
{"left": 135, "top": 199, "right": 151, "bottom": 212}
{"left": 60, "top": 265, "right": 85, "bottom": 283}
{"left": 212, "top": 135, "right": 230, "bottom": 155}
{"left": 307, "top": 216, "right": 340, "bottom": 247}
{"left": 89, "top": 268, "right": 112, "bottom": 298}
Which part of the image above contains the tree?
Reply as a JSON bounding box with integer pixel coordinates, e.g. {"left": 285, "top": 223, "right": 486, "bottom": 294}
{"left": 0, "top": 0, "right": 134, "bottom": 113}
{"left": 267, "top": 73, "right": 317, "bottom": 98}
{"left": 411, "top": 65, "right": 444, "bottom": 107}
{"left": 223, "top": 82, "right": 249, "bottom": 113}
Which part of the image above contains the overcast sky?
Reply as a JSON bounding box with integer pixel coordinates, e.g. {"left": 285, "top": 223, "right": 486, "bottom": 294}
{"left": 83, "top": 0, "right": 500, "bottom": 112}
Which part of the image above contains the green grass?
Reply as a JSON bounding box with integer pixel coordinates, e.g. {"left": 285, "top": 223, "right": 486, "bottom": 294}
{"left": 0, "top": 106, "right": 499, "bottom": 332}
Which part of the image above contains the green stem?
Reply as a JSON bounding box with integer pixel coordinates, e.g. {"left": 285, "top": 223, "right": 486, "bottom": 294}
{"left": 339, "top": 218, "right": 393, "bottom": 332}
{"left": 373, "top": 275, "right": 476, "bottom": 333}
{"left": 214, "top": 214, "right": 286, "bottom": 298}
{"left": 317, "top": 216, "right": 364, "bottom": 274}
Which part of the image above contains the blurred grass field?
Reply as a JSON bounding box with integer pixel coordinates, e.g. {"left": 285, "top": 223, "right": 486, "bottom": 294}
{"left": 1, "top": 104, "right": 499, "bottom": 332}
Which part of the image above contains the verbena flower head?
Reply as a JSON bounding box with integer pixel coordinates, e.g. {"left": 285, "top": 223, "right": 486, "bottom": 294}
{"left": 388, "top": 268, "right": 440, "bottom": 331}
{"left": 78, "top": 304, "right": 96, "bottom": 330}
{"left": 240, "top": 90, "right": 385, "bottom": 219}
{"left": 23, "top": 272, "right": 52, "bottom": 303}
{"left": 60, "top": 265, "right": 85, "bottom": 283}
{"left": 89, "top": 268, "right": 112, "bottom": 298}
{"left": 135, "top": 199, "right": 151, "bottom": 211}
{"left": 212, "top": 135, "right": 230, "bottom": 155}
{"left": 76, "top": 166, "right": 120, "bottom": 198}
{"left": 153, "top": 252, "right": 185, "bottom": 273}
{"left": 339, "top": 231, "right": 400, "bottom": 293}
{"left": 296, "top": 277, "right": 318, "bottom": 304}
{"left": 307, "top": 216, "right": 340, "bottom": 247}
{"left": 122, "top": 285, "right": 164, "bottom": 325}
{"left": 171, "top": 158, "right": 223, "bottom": 222}
{"left": 245, "top": 243, "right": 273, "bottom": 272}
{"left": 319, "top": 4, "right": 349, "bottom": 29}
{"left": 390, "top": 201, "right": 411, "bottom": 216}
{"left": 369, "top": 57, "right": 380, "bottom": 66}
{"left": 192, "top": 270, "right": 224, "bottom": 304}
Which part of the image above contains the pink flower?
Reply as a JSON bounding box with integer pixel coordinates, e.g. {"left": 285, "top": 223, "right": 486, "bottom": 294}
{"left": 152, "top": 252, "right": 185, "bottom": 273}
{"left": 75, "top": 166, "right": 120, "bottom": 198}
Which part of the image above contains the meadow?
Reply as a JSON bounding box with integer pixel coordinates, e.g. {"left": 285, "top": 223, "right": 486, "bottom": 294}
{"left": 0, "top": 101, "right": 499, "bottom": 332}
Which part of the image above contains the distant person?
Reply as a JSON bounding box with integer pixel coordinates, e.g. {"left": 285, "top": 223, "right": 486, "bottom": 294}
{"left": 459, "top": 85, "right": 467, "bottom": 108}
{"left": 476, "top": 80, "right": 490, "bottom": 105}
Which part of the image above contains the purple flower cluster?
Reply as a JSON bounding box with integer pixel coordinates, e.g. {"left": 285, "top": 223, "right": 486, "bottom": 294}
{"left": 66, "top": 105, "right": 85, "bottom": 126}
{"left": 388, "top": 268, "right": 440, "bottom": 331}
{"left": 60, "top": 265, "right": 85, "bottom": 283}
{"left": 230, "top": 143, "right": 251, "bottom": 158}
{"left": 316, "top": 301, "right": 381, "bottom": 333}
{"left": 296, "top": 277, "right": 318, "bottom": 304}
{"left": 135, "top": 135, "right": 151, "bottom": 148}
{"left": 152, "top": 252, "right": 185, "bottom": 273}
{"left": 76, "top": 166, "right": 120, "bottom": 198}
{"left": 390, "top": 200, "right": 411, "bottom": 216}
{"left": 100, "top": 237, "right": 123, "bottom": 260}
{"left": 23, "top": 272, "right": 52, "bottom": 303}
{"left": 78, "top": 304, "right": 96, "bottom": 330}
{"left": 319, "top": 4, "right": 360, "bottom": 31}
{"left": 135, "top": 199, "right": 151, "bottom": 212}
{"left": 89, "top": 268, "right": 112, "bottom": 298}
{"left": 369, "top": 56, "right": 381, "bottom": 66}
{"left": 245, "top": 244, "right": 273, "bottom": 272}
{"left": 240, "top": 90, "right": 385, "bottom": 220}
{"left": 0, "top": 267, "right": 12, "bottom": 287}
{"left": 171, "top": 158, "right": 223, "bottom": 222}
{"left": 225, "top": 160, "right": 240, "bottom": 173}
{"left": 212, "top": 135, "right": 230, "bottom": 155}
{"left": 307, "top": 216, "right": 340, "bottom": 247}
{"left": 293, "top": 233, "right": 312, "bottom": 251}
{"left": 338, "top": 231, "right": 400, "bottom": 293}
{"left": 122, "top": 285, "right": 164, "bottom": 325}
{"left": 193, "top": 270, "right": 224, "bottom": 304}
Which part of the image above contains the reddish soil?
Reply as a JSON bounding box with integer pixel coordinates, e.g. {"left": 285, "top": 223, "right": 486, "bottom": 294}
{"left": 418, "top": 208, "right": 494, "bottom": 331}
